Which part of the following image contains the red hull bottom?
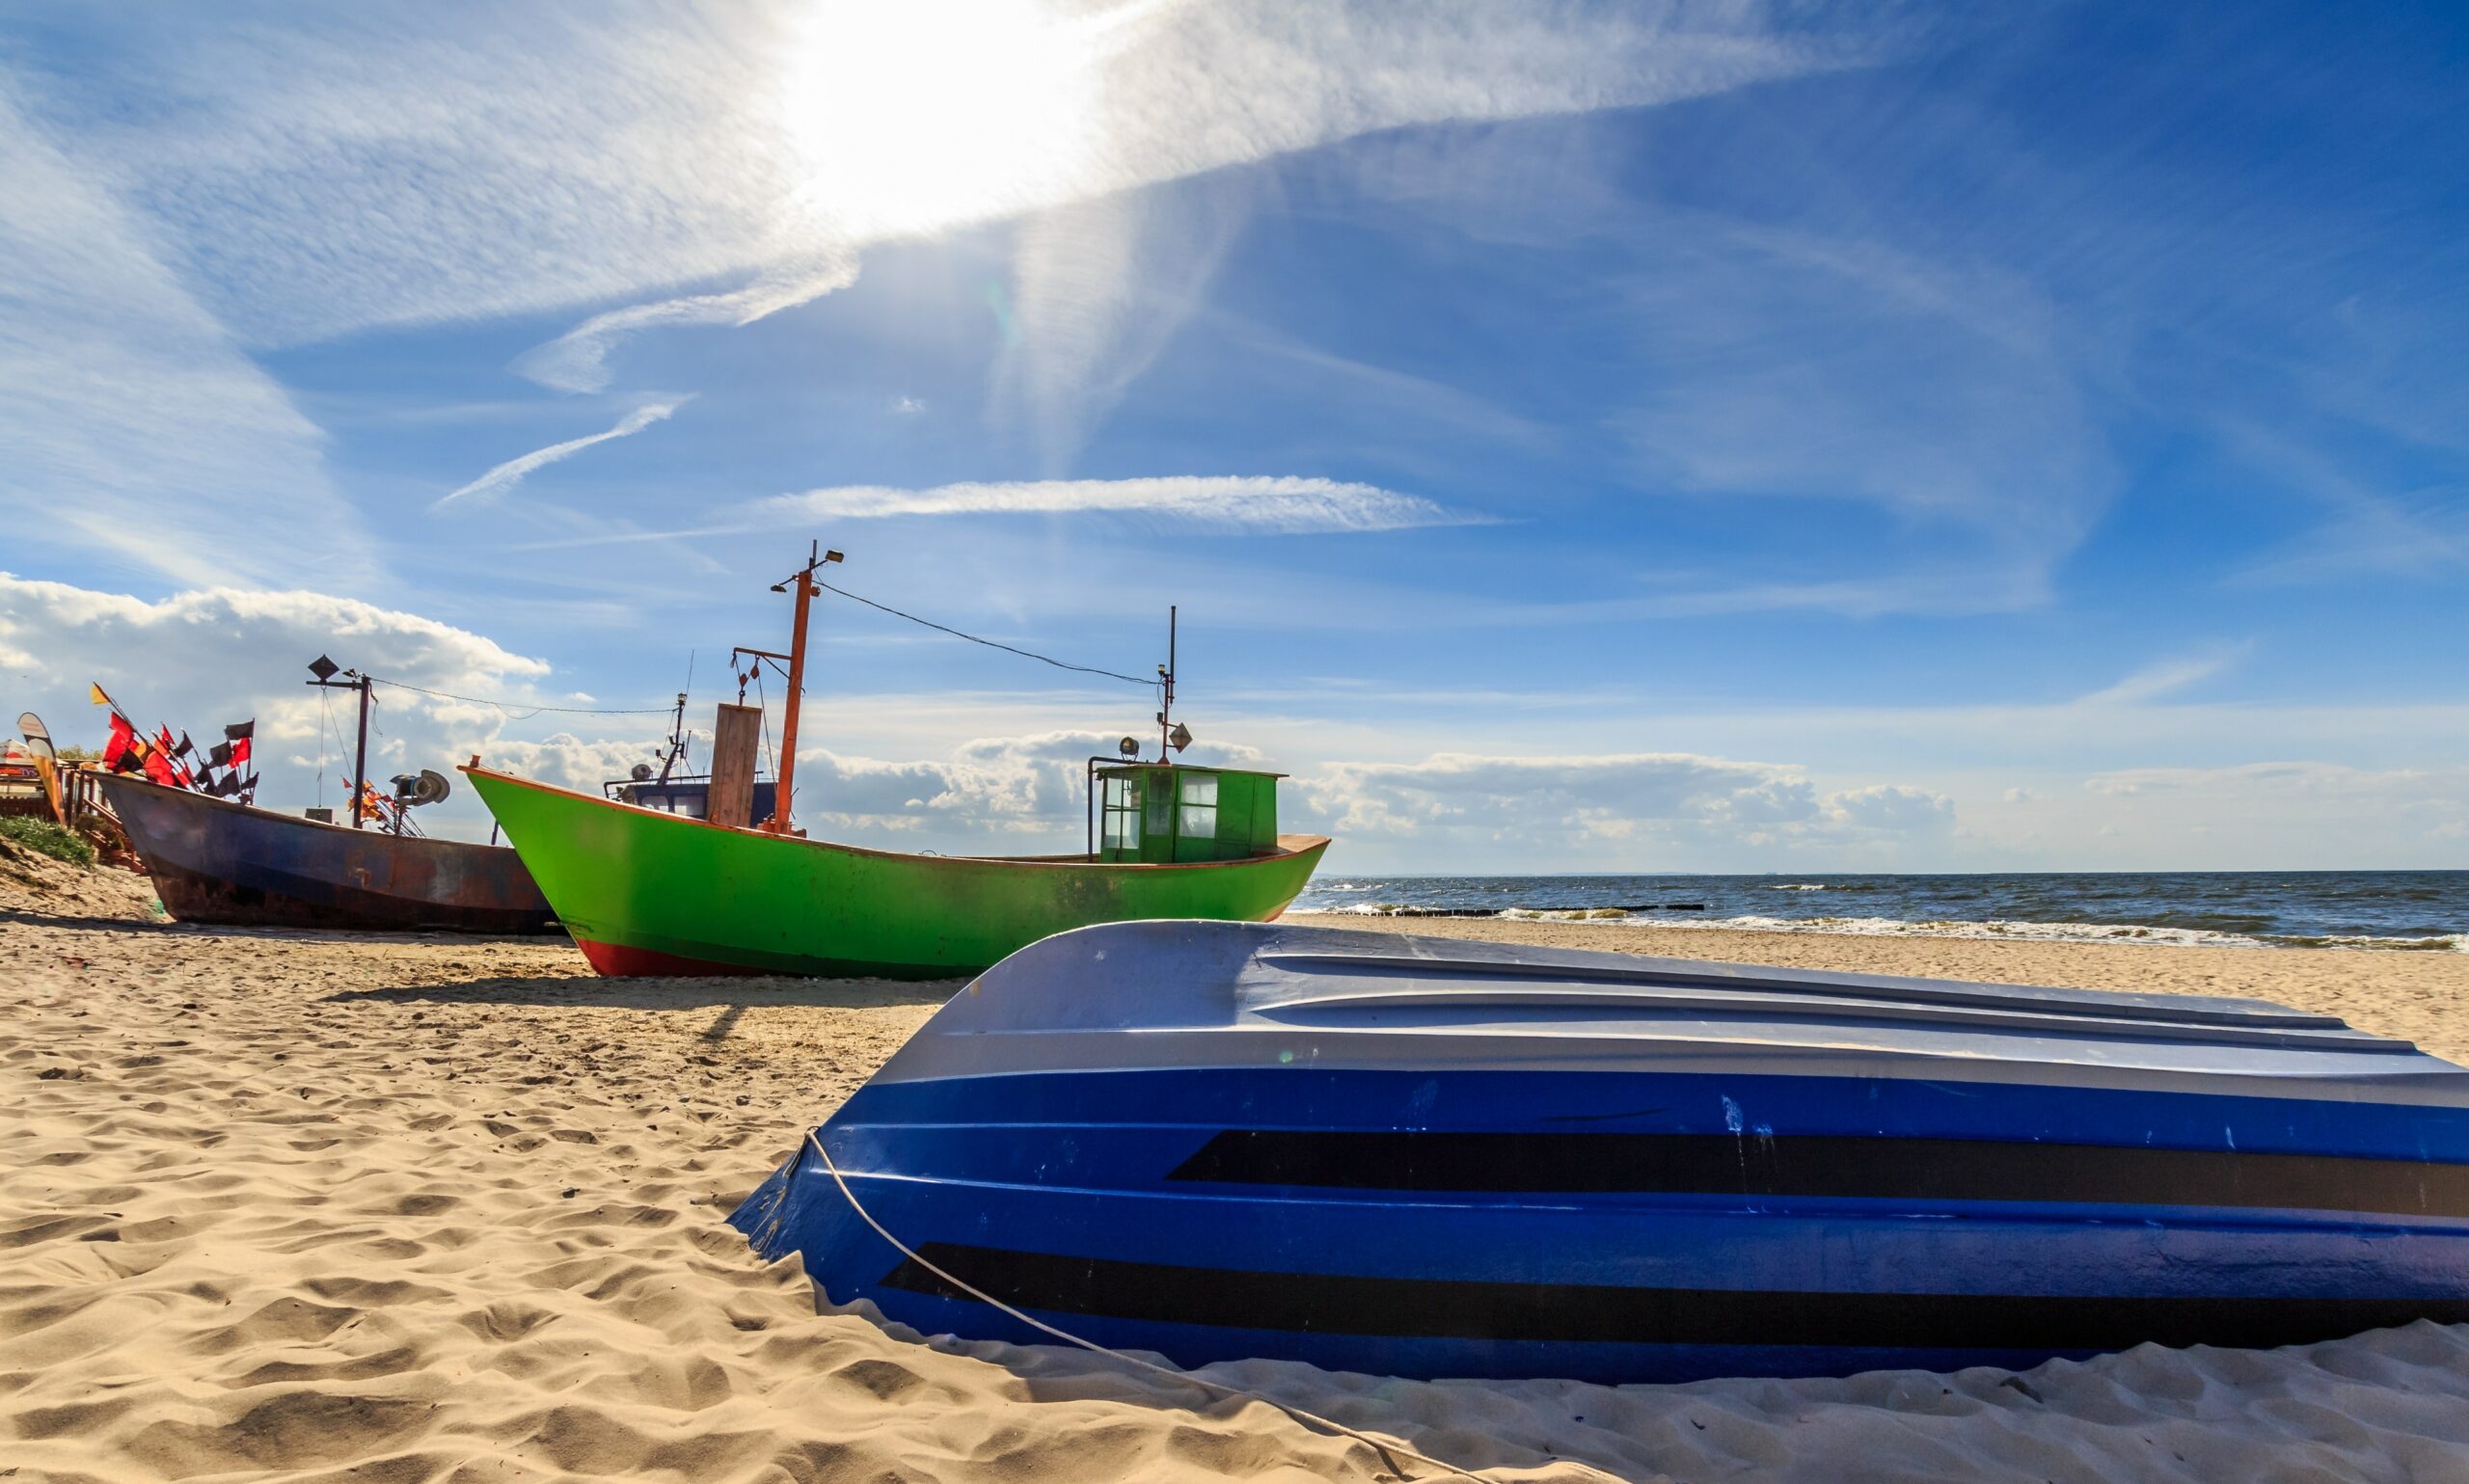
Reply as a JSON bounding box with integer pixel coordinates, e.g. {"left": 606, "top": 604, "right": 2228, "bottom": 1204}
{"left": 572, "top": 937, "right": 767, "bottom": 978}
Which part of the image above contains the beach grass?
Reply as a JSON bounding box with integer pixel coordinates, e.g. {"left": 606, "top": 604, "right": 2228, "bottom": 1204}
{"left": 0, "top": 815, "right": 95, "bottom": 868}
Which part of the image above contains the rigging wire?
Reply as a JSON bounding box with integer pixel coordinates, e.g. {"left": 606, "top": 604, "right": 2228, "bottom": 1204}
{"left": 363, "top": 581, "right": 1152, "bottom": 726}
{"left": 363, "top": 677, "right": 675, "bottom": 717}
{"left": 814, "top": 579, "right": 1155, "bottom": 688}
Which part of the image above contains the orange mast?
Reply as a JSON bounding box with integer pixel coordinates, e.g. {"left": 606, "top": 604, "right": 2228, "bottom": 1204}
{"left": 763, "top": 543, "right": 841, "bottom": 833}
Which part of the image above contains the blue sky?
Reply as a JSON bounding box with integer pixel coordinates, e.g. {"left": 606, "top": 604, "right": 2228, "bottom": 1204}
{"left": 3, "top": 0, "right": 2464, "bottom": 871}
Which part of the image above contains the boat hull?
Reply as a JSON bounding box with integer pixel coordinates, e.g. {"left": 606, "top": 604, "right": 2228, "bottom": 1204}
{"left": 98, "top": 773, "right": 558, "bottom": 933}
{"left": 733, "top": 921, "right": 2469, "bottom": 1383}
{"left": 463, "top": 768, "right": 1328, "bottom": 979}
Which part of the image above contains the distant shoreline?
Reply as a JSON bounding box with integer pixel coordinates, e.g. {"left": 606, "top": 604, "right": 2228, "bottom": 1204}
{"left": 1289, "top": 904, "right": 2466, "bottom": 952}
{"left": 1292, "top": 867, "right": 2468, "bottom": 953}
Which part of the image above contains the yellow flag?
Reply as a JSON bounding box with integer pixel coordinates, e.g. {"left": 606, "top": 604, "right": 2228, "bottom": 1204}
{"left": 89, "top": 683, "right": 109, "bottom": 706}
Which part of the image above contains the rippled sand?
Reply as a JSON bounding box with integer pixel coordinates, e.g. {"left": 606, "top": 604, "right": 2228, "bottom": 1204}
{"left": 7, "top": 887, "right": 2469, "bottom": 1482}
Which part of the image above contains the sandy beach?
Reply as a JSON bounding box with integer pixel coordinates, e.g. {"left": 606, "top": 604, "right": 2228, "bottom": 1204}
{"left": 8, "top": 864, "right": 2469, "bottom": 1482}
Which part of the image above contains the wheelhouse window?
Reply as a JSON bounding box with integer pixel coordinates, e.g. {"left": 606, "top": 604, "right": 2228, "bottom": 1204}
{"left": 1101, "top": 774, "right": 1142, "bottom": 850}
{"left": 1179, "top": 772, "right": 1217, "bottom": 840}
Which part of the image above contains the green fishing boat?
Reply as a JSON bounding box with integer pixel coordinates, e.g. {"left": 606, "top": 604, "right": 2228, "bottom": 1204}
{"left": 465, "top": 547, "right": 1328, "bottom": 979}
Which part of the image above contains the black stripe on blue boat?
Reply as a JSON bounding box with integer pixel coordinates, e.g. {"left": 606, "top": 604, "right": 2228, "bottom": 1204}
{"left": 1162, "top": 1130, "right": 2469, "bottom": 1216}
{"left": 882, "top": 1242, "right": 2469, "bottom": 1350}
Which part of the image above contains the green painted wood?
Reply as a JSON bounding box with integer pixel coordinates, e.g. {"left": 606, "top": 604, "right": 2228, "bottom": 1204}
{"left": 466, "top": 768, "right": 1329, "bottom": 980}
{"left": 1094, "top": 764, "right": 1284, "bottom": 863}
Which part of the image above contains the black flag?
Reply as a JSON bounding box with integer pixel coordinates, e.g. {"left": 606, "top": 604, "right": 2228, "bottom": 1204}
{"left": 208, "top": 740, "right": 232, "bottom": 769}
{"left": 224, "top": 719, "right": 255, "bottom": 741}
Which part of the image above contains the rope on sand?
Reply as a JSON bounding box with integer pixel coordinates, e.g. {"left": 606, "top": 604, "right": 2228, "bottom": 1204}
{"left": 799, "top": 1128, "right": 1617, "bottom": 1483}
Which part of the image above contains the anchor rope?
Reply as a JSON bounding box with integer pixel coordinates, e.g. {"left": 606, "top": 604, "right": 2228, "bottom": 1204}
{"left": 799, "top": 1128, "right": 1612, "bottom": 1484}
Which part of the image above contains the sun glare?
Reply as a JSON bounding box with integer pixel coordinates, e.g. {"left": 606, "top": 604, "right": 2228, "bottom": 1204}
{"left": 777, "top": 0, "right": 1111, "bottom": 240}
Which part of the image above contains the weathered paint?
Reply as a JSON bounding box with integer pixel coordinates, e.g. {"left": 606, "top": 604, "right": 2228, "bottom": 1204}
{"left": 464, "top": 766, "right": 1329, "bottom": 979}
{"left": 99, "top": 772, "right": 558, "bottom": 933}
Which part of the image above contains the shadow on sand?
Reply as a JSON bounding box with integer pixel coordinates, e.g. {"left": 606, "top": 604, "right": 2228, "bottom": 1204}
{"left": 325, "top": 973, "right": 963, "bottom": 1018}
{"left": 1, "top": 907, "right": 181, "bottom": 933}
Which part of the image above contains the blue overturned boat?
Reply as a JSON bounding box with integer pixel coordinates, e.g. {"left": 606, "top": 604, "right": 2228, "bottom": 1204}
{"left": 733, "top": 921, "right": 2469, "bottom": 1383}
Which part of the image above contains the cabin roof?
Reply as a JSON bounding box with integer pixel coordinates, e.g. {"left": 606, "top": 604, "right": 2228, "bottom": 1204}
{"left": 1095, "top": 761, "right": 1288, "bottom": 781}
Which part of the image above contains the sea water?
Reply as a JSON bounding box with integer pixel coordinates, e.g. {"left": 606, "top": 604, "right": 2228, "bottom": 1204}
{"left": 1289, "top": 871, "right": 2469, "bottom": 951}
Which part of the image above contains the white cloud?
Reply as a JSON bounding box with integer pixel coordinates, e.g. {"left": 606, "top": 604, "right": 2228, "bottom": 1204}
{"left": 1823, "top": 783, "right": 1956, "bottom": 833}
{"left": 513, "top": 255, "right": 859, "bottom": 394}
{"left": 788, "top": 729, "right": 1267, "bottom": 836}
{"left": 0, "top": 85, "right": 368, "bottom": 588}
{"left": 2075, "top": 648, "right": 2247, "bottom": 707}
{"left": 1993, "top": 761, "right": 2469, "bottom": 869}
{"left": 21, "top": 11, "right": 799, "bottom": 344}
{"left": 434, "top": 398, "right": 690, "bottom": 509}
{"left": 2216, "top": 422, "right": 2469, "bottom": 587}
{"left": 1618, "top": 228, "right": 2114, "bottom": 577}
{"left": 515, "top": 472, "right": 1468, "bottom": 553}
{"left": 0, "top": 573, "right": 672, "bottom": 837}
{"left": 994, "top": 179, "right": 1257, "bottom": 469}
{"left": 762, "top": 474, "right": 1461, "bottom": 532}
{"left": 4, "top": 3, "right": 1875, "bottom": 367}
{"left": 1292, "top": 751, "right": 1954, "bottom": 864}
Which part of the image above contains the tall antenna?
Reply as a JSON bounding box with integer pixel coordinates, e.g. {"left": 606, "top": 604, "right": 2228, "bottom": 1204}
{"left": 1156, "top": 605, "right": 1176, "bottom": 763}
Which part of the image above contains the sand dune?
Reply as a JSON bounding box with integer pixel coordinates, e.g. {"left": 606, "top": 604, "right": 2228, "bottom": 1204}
{"left": 6, "top": 908, "right": 2468, "bottom": 1483}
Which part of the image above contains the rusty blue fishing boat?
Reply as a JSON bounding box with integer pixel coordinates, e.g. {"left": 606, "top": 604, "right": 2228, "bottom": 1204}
{"left": 735, "top": 920, "right": 2469, "bottom": 1383}
{"left": 98, "top": 772, "right": 556, "bottom": 933}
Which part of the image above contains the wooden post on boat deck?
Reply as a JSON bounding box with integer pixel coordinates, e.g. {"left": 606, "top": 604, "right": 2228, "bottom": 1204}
{"left": 761, "top": 542, "right": 841, "bottom": 835}
{"left": 343, "top": 673, "right": 373, "bottom": 828}
{"left": 768, "top": 566, "right": 816, "bottom": 833}
{"left": 708, "top": 703, "right": 762, "bottom": 829}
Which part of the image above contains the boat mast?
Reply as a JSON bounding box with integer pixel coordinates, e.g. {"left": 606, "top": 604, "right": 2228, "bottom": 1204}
{"left": 655, "top": 690, "right": 688, "bottom": 783}
{"left": 763, "top": 542, "right": 842, "bottom": 833}
{"left": 306, "top": 657, "right": 374, "bottom": 828}
{"left": 352, "top": 677, "right": 371, "bottom": 828}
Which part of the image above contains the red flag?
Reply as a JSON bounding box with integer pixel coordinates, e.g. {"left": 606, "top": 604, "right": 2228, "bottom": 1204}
{"left": 102, "top": 714, "right": 136, "bottom": 769}
{"left": 143, "top": 748, "right": 177, "bottom": 786}
{"left": 231, "top": 736, "right": 252, "bottom": 768}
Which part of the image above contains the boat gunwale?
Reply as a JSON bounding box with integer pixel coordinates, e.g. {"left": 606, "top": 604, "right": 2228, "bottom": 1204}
{"left": 464, "top": 765, "right": 1331, "bottom": 873}
{"left": 99, "top": 770, "right": 522, "bottom": 863}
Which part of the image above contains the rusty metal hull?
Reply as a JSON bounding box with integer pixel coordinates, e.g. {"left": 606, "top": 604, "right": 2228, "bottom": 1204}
{"left": 97, "top": 773, "right": 558, "bottom": 934}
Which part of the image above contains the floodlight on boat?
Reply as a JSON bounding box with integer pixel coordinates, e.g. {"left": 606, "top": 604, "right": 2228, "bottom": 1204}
{"left": 631, "top": 762, "right": 655, "bottom": 781}
{"left": 1118, "top": 737, "right": 1139, "bottom": 758}
{"left": 392, "top": 769, "right": 452, "bottom": 807}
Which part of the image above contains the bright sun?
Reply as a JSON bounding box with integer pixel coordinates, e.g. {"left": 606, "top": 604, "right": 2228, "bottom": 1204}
{"left": 777, "top": 0, "right": 1114, "bottom": 240}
